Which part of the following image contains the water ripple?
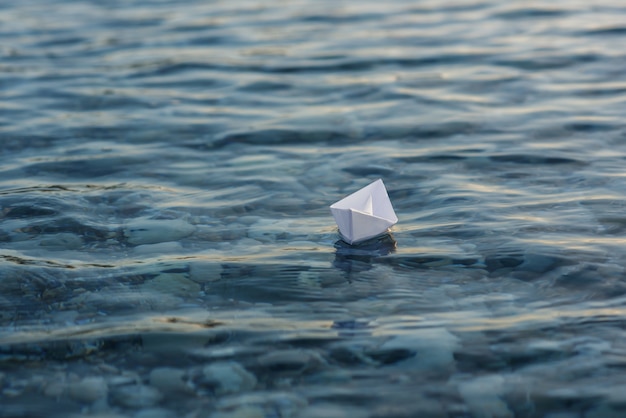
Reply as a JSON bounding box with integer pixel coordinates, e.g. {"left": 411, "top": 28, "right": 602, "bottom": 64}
{"left": 3, "top": 0, "right": 626, "bottom": 416}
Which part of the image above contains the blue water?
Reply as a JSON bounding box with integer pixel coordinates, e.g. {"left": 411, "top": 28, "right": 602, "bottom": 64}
{"left": 3, "top": 1, "right": 626, "bottom": 416}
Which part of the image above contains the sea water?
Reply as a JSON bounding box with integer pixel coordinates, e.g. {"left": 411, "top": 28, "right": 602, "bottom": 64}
{"left": 2, "top": 1, "right": 626, "bottom": 416}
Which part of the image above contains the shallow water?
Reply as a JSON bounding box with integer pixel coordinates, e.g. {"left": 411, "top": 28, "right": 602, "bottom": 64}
{"left": 2, "top": 0, "right": 626, "bottom": 417}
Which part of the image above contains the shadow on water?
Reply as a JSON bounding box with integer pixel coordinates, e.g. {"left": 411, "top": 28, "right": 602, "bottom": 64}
{"left": 332, "top": 233, "right": 397, "bottom": 278}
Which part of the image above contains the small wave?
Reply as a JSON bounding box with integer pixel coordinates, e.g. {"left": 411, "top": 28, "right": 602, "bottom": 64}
{"left": 212, "top": 128, "right": 355, "bottom": 147}
{"left": 398, "top": 154, "right": 467, "bottom": 164}
{"left": 342, "top": 165, "right": 395, "bottom": 176}
{"left": 564, "top": 122, "right": 617, "bottom": 132}
{"left": 494, "top": 7, "right": 569, "bottom": 20}
{"left": 32, "top": 36, "right": 87, "bottom": 48}
{"left": 25, "top": 156, "right": 148, "bottom": 178}
{"left": 579, "top": 26, "right": 626, "bottom": 36}
{"left": 124, "top": 53, "right": 490, "bottom": 78}
{"left": 237, "top": 81, "right": 292, "bottom": 93}
{"left": 494, "top": 53, "right": 599, "bottom": 70}
{"left": 489, "top": 154, "right": 584, "bottom": 165}
{"left": 298, "top": 12, "right": 384, "bottom": 24}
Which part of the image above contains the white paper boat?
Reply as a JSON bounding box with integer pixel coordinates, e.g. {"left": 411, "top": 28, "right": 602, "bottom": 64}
{"left": 330, "top": 179, "right": 398, "bottom": 245}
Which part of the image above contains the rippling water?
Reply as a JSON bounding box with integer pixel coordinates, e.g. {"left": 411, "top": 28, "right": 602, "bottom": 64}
{"left": 3, "top": 1, "right": 626, "bottom": 417}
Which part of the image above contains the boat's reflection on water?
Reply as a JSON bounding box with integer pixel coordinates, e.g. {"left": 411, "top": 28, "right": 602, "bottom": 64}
{"left": 332, "top": 232, "right": 397, "bottom": 277}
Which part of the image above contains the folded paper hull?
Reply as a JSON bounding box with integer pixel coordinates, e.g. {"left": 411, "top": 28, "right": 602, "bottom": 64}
{"left": 330, "top": 179, "right": 398, "bottom": 245}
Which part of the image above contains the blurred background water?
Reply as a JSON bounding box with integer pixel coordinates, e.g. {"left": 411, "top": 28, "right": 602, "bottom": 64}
{"left": 2, "top": 0, "right": 626, "bottom": 417}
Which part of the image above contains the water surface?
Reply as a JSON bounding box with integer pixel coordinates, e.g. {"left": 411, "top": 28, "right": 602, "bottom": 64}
{"left": 2, "top": 1, "right": 626, "bottom": 417}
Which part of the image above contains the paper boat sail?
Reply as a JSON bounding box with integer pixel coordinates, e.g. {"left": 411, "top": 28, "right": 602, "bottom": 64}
{"left": 330, "top": 179, "right": 398, "bottom": 245}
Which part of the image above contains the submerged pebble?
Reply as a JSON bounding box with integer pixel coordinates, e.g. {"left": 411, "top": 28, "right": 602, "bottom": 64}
{"left": 124, "top": 219, "right": 195, "bottom": 245}
{"left": 134, "top": 242, "right": 183, "bottom": 255}
{"left": 247, "top": 219, "right": 294, "bottom": 243}
{"left": 215, "top": 392, "right": 308, "bottom": 418}
{"left": 257, "top": 349, "right": 326, "bottom": 374}
{"left": 149, "top": 367, "right": 192, "bottom": 395}
{"left": 112, "top": 385, "right": 163, "bottom": 408}
{"left": 141, "top": 273, "right": 201, "bottom": 298}
{"left": 44, "top": 381, "right": 66, "bottom": 398}
{"left": 298, "top": 403, "right": 369, "bottom": 418}
{"left": 202, "top": 361, "right": 257, "bottom": 395}
{"left": 379, "top": 328, "right": 458, "bottom": 371}
{"left": 211, "top": 405, "right": 265, "bottom": 418}
{"left": 67, "top": 376, "right": 108, "bottom": 404}
{"left": 39, "top": 233, "right": 84, "bottom": 250}
{"left": 189, "top": 261, "right": 223, "bottom": 283}
{"left": 458, "top": 375, "right": 513, "bottom": 418}
{"left": 134, "top": 408, "right": 176, "bottom": 418}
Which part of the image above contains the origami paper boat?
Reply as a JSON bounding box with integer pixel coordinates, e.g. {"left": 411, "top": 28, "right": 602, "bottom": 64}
{"left": 330, "top": 179, "right": 398, "bottom": 245}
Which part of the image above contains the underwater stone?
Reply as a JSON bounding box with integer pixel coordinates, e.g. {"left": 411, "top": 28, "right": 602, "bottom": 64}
{"left": 98, "top": 363, "right": 119, "bottom": 374}
{"left": 299, "top": 403, "right": 369, "bottom": 418}
{"left": 67, "top": 376, "right": 108, "bottom": 404}
{"left": 149, "top": 367, "right": 192, "bottom": 395}
{"left": 43, "top": 381, "right": 66, "bottom": 398}
{"left": 189, "top": 261, "right": 223, "bottom": 283}
{"left": 39, "top": 233, "right": 84, "bottom": 250}
{"left": 216, "top": 392, "right": 308, "bottom": 418}
{"left": 211, "top": 405, "right": 265, "bottom": 418}
{"left": 519, "top": 252, "right": 568, "bottom": 274}
{"left": 379, "top": 327, "right": 458, "bottom": 371}
{"left": 605, "top": 383, "right": 626, "bottom": 407}
{"left": 257, "top": 349, "right": 326, "bottom": 373}
{"left": 585, "top": 404, "right": 624, "bottom": 418}
{"left": 247, "top": 219, "right": 294, "bottom": 243}
{"left": 141, "top": 273, "right": 201, "bottom": 298}
{"left": 108, "top": 375, "right": 139, "bottom": 387}
{"left": 134, "top": 408, "right": 176, "bottom": 418}
{"left": 112, "top": 384, "right": 163, "bottom": 408}
{"left": 134, "top": 242, "right": 183, "bottom": 255}
{"left": 485, "top": 254, "right": 524, "bottom": 274}
{"left": 194, "top": 225, "right": 222, "bottom": 242}
{"left": 202, "top": 361, "right": 257, "bottom": 395}
{"left": 237, "top": 216, "right": 262, "bottom": 226}
{"left": 237, "top": 237, "right": 264, "bottom": 247}
{"left": 124, "top": 219, "right": 195, "bottom": 245}
{"left": 458, "top": 375, "right": 513, "bottom": 418}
